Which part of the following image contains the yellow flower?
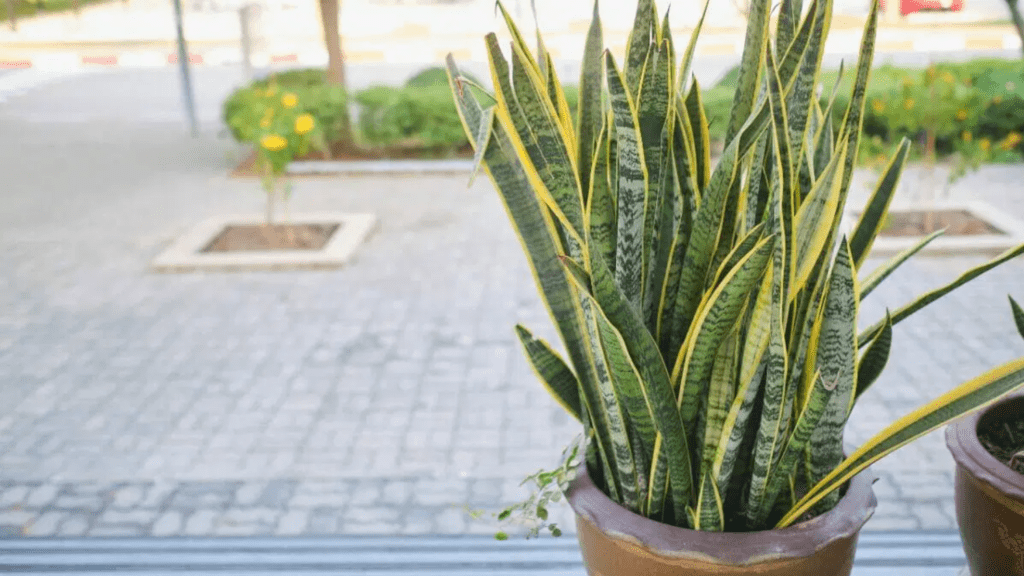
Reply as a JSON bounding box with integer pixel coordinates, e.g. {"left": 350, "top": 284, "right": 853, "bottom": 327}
{"left": 260, "top": 118, "right": 271, "bottom": 128}
{"left": 294, "top": 114, "right": 315, "bottom": 135}
{"left": 962, "top": 131, "right": 972, "bottom": 143}
{"left": 942, "top": 72, "right": 956, "bottom": 84}
{"left": 261, "top": 134, "right": 287, "bottom": 152}
{"left": 282, "top": 93, "right": 298, "bottom": 108}
{"left": 903, "top": 98, "right": 915, "bottom": 110}
{"left": 956, "top": 109, "right": 968, "bottom": 121}
{"left": 994, "top": 95, "right": 1004, "bottom": 105}
{"left": 872, "top": 99, "right": 885, "bottom": 113}
{"left": 980, "top": 138, "right": 991, "bottom": 152}
{"left": 265, "top": 86, "right": 277, "bottom": 97}
{"left": 1002, "top": 132, "right": 1023, "bottom": 151}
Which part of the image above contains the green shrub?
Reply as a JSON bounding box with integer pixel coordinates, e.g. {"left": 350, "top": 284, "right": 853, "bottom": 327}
{"left": 355, "top": 84, "right": 467, "bottom": 153}
{"left": 224, "top": 76, "right": 348, "bottom": 145}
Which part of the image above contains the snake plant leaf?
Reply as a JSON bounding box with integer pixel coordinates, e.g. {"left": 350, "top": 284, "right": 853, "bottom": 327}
{"left": 510, "top": 43, "right": 586, "bottom": 228}
{"left": 780, "top": 356, "right": 1024, "bottom": 528}
{"left": 484, "top": 35, "right": 585, "bottom": 243}
{"left": 785, "top": 0, "right": 831, "bottom": 162}
{"left": 849, "top": 138, "right": 911, "bottom": 268}
{"left": 806, "top": 238, "right": 858, "bottom": 513}
{"left": 699, "top": 333, "right": 740, "bottom": 476}
{"left": 777, "top": 0, "right": 804, "bottom": 55}
{"left": 515, "top": 325, "right": 582, "bottom": 422}
{"left": 577, "top": 0, "right": 604, "bottom": 202}
{"left": 713, "top": 355, "right": 767, "bottom": 490}
{"left": 494, "top": 0, "right": 542, "bottom": 75}
{"left": 468, "top": 106, "right": 496, "bottom": 187}
{"left": 777, "top": 0, "right": 821, "bottom": 92}
{"left": 711, "top": 223, "right": 768, "bottom": 291}
{"left": 447, "top": 55, "right": 616, "bottom": 501}
{"left": 836, "top": 0, "right": 880, "bottom": 199}
{"left": 684, "top": 79, "right": 711, "bottom": 195}
{"left": 746, "top": 253, "right": 790, "bottom": 522}
{"left": 744, "top": 133, "right": 772, "bottom": 232}
{"left": 859, "top": 243, "right": 1024, "bottom": 346}
{"left": 675, "top": 236, "right": 775, "bottom": 440}
{"left": 657, "top": 123, "right": 697, "bottom": 350}
{"left": 696, "top": 471, "right": 725, "bottom": 532}
{"left": 644, "top": 118, "right": 678, "bottom": 333}
{"left": 1011, "top": 297, "right": 1024, "bottom": 341}
{"left": 859, "top": 229, "right": 945, "bottom": 298}
{"left": 765, "top": 47, "right": 794, "bottom": 245}
{"left": 855, "top": 310, "right": 892, "bottom": 400}
{"left": 677, "top": 0, "right": 710, "bottom": 94}
{"left": 606, "top": 51, "right": 650, "bottom": 311}
{"left": 586, "top": 243, "right": 695, "bottom": 520}
{"left": 792, "top": 139, "right": 847, "bottom": 297}
{"left": 753, "top": 369, "right": 834, "bottom": 528}
{"left": 625, "top": 0, "right": 656, "bottom": 97}
{"left": 726, "top": 0, "right": 771, "bottom": 145}
{"left": 590, "top": 303, "right": 659, "bottom": 509}
{"left": 544, "top": 53, "right": 577, "bottom": 154}
{"left": 588, "top": 120, "right": 617, "bottom": 277}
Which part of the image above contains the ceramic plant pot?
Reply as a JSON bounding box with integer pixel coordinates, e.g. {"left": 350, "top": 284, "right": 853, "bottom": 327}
{"left": 946, "top": 393, "right": 1024, "bottom": 576}
{"left": 565, "top": 466, "right": 877, "bottom": 576}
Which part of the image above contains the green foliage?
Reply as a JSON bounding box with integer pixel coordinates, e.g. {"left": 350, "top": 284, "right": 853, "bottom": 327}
{"left": 354, "top": 84, "right": 468, "bottom": 154}
{"left": 224, "top": 66, "right": 578, "bottom": 158}
{"left": 448, "top": 0, "right": 1024, "bottom": 536}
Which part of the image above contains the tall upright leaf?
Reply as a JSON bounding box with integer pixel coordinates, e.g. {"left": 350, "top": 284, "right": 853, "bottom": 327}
{"left": 725, "top": 0, "right": 771, "bottom": 144}
{"left": 577, "top": 0, "right": 605, "bottom": 203}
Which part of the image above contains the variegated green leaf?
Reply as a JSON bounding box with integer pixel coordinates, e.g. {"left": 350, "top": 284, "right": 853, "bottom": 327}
{"left": 849, "top": 139, "right": 911, "bottom": 268}
{"left": 725, "top": 0, "right": 771, "bottom": 144}
{"left": 806, "top": 238, "right": 858, "bottom": 513}
{"left": 752, "top": 370, "right": 835, "bottom": 528}
{"left": 696, "top": 471, "right": 724, "bottom": 532}
{"left": 684, "top": 79, "right": 711, "bottom": 195}
{"left": 1011, "top": 296, "right": 1024, "bottom": 341}
{"left": 836, "top": 0, "right": 880, "bottom": 200}
{"left": 860, "top": 243, "right": 1024, "bottom": 346}
{"left": 699, "top": 333, "right": 740, "bottom": 476}
{"left": 576, "top": 0, "right": 604, "bottom": 202}
{"left": 781, "top": 356, "right": 1024, "bottom": 528}
{"left": 677, "top": 0, "right": 710, "bottom": 94}
{"left": 785, "top": 0, "right": 831, "bottom": 165}
{"left": 515, "top": 325, "right": 582, "bottom": 422}
{"left": 588, "top": 119, "right": 617, "bottom": 278}
{"left": 777, "top": 0, "right": 804, "bottom": 56}
{"left": 855, "top": 310, "right": 892, "bottom": 400}
{"left": 624, "top": 0, "right": 656, "bottom": 97}
{"left": 587, "top": 242, "right": 695, "bottom": 520}
{"left": 606, "top": 51, "right": 650, "bottom": 311}
{"left": 484, "top": 35, "right": 585, "bottom": 241}
{"left": 676, "top": 236, "right": 775, "bottom": 438}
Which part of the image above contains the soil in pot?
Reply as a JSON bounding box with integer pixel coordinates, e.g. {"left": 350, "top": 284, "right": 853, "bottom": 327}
{"left": 978, "top": 411, "right": 1024, "bottom": 475}
{"left": 880, "top": 209, "right": 1004, "bottom": 237}
{"left": 202, "top": 223, "right": 339, "bottom": 252}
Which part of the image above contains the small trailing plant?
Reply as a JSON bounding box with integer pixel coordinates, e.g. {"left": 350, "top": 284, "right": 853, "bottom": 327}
{"left": 248, "top": 84, "right": 324, "bottom": 224}
{"left": 447, "top": 0, "right": 1024, "bottom": 535}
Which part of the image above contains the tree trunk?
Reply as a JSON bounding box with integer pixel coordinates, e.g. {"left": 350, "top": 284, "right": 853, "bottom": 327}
{"left": 318, "top": 0, "right": 353, "bottom": 147}
{"left": 5, "top": 0, "right": 16, "bottom": 31}
{"left": 1007, "top": 0, "right": 1024, "bottom": 59}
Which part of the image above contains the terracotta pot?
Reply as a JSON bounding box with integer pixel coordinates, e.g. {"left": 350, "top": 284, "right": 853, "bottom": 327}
{"left": 946, "top": 393, "right": 1024, "bottom": 576}
{"left": 565, "top": 466, "right": 877, "bottom": 575}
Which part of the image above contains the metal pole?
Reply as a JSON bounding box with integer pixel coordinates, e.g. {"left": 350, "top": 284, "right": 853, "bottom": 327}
{"left": 172, "top": 0, "right": 199, "bottom": 137}
{"left": 239, "top": 4, "right": 253, "bottom": 82}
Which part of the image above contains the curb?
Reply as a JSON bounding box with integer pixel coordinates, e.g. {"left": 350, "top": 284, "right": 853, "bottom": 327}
{"left": 288, "top": 160, "right": 473, "bottom": 176}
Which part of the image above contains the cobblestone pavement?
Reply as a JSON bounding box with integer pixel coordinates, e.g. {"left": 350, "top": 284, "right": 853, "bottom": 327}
{"left": 1, "top": 69, "right": 1024, "bottom": 537}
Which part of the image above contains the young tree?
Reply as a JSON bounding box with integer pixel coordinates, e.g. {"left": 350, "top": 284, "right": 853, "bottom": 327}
{"left": 1004, "top": 0, "right": 1024, "bottom": 58}
{"left": 317, "top": 0, "right": 353, "bottom": 145}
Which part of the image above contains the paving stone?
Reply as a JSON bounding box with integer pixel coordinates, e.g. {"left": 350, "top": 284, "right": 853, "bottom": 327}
{"left": 57, "top": 515, "right": 91, "bottom": 536}
{"left": 183, "top": 510, "right": 219, "bottom": 536}
{"left": 24, "top": 511, "right": 64, "bottom": 536}
{"left": 151, "top": 511, "right": 184, "bottom": 537}
{"left": 98, "top": 509, "right": 158, "bottom": 526}
{"left": 24, "top": 484, "right": 60, "bottom": 508}
{"left": 0, "top": 486, "right": 29, "bottom": 506}
{"left": 276, "top": 509, "right": 310, "bottom": 535}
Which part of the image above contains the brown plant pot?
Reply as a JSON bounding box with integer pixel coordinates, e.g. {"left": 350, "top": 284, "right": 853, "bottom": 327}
{"left": 565, "top": 466, "right": 877, "bottom": 575}
{"left": 946, "top": 393, "right": 1024, "bottom": 576}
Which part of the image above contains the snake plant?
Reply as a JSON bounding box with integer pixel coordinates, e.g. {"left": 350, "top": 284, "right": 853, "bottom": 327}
{"left": 447, "top": 0, "right": 1024, "bottom": 532}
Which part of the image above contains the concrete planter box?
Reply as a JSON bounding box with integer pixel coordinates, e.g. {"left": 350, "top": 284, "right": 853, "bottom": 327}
{"left": 152, "top": 212, "right": 376, "bottom": 272}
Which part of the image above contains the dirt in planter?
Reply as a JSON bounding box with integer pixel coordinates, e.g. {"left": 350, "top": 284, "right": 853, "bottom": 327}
{"left": 881, "top": 209, "right": 1004, "bottom": 237}
{"left": 203, "top": 223, "right": 340, "bottom": 253}
{"left": 978, "top": 413, "right": 1024, "bottom": 475}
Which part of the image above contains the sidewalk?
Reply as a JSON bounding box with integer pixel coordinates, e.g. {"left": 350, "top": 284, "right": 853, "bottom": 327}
{"left": 0, "top": 0, "right": 1021, "bottom": 67}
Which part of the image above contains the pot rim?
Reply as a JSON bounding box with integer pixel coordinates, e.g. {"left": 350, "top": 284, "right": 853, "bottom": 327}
{"left": 945, "top": 391, "right": 1024, "bottom": 501}
{"left": 565, "top": 465, "right": 877, "bottom": 566}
